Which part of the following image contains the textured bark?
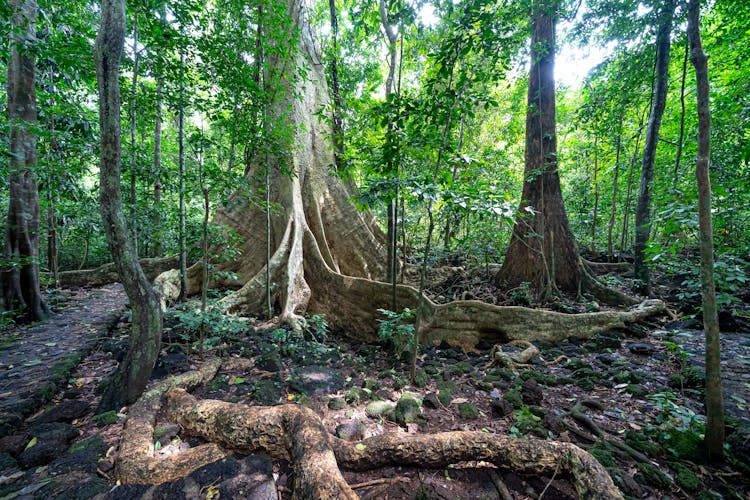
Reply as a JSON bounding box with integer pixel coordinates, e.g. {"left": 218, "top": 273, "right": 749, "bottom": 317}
{"left": 58, "top": 256, "right": 179, "bottom": 287}
{"left": 116, "top": 359, "right": 224, "bottom": 484}
{"left": 687, "top": 0, "right": 724, "bottom": 460}
{"left": 2, "top": 0, "right": 48, "bottom": 321}
{"left": 95, "top": 0, "right": 162, "bottom": 409}
{"left": 495, "top": 1, "right": 581, "bottom": 296}
{"left": 163, "top": 389, "right": 623, "bottom": 499}
{"left": 633, "top": 0, "right": 675, "bottom": 292}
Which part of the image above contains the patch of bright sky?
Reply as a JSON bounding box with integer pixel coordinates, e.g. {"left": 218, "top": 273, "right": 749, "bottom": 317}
{"left": 419, "top": 2, "right": 612, "bottom": 88}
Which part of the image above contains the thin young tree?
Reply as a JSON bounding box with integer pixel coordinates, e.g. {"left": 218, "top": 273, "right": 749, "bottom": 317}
{"left": 687, "top": 0, "right": 724, "bottom": 461}
{"left": 633, "top": 0, "right": 676, "bottom": 293}
{"left": 95, "top": 0, "right": 162, "bottom": 409}
{"left": 2, "top": 0, "right": 49, "bottom": 321}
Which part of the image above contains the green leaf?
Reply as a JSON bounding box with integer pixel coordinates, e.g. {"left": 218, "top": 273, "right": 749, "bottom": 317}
{"left": 25, "top": 437, "right": 37, "bottom": 450}
{"left": 355, "top": 443, "right": 367, "bottom": 451}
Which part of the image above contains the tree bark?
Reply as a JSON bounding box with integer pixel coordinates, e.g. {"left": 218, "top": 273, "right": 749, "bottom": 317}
{"left": 633, "top": 0, "right": 675, "bottom": 293}
{"left": 328, "top": 0, "right": 344, "bottom": 170}
{"left": 607, "top": 117, "right": 623, "bottom": 257}
{"left": 155, "top": 388, "right": 624, "bottom": 499}
{"left": 95, "top": 0, "right": 162, "bottom": 410}
{"left": 495, "top": 0, "right": 581, "bottom": 296}
{"left": 2, "top": 0, "right": 48, "bottom": 321}
{"left": 152, "top": 81, "right": 163, "bottom": 257}
{"left": 687, "top": 0, "right": 724, "bottom": 461}
{"left": 178, "top": 50, "right": 188, "bottom": 301}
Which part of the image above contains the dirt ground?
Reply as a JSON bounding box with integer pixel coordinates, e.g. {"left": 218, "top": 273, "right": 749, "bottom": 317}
{"left": 0, "top": 269, "right": 749, "bottom": 499}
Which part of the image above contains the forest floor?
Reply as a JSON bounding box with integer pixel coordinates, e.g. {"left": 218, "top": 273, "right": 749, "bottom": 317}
{"left": 0, "top": 270, "right": 749, "bottom": 499}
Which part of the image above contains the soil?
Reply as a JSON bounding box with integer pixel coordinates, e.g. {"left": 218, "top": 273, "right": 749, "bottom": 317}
{"left": 0, "top": 270, "right": 749, "bottom": 499}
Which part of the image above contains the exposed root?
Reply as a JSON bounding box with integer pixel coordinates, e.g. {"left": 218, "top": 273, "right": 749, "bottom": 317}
{"left": 488, "top": 341, "right": 540, "bottom": 369}
{"left": 164, "top": 389, "right": 624, "bottom": 499}
{"left": 115, "top": 358, "right": 225, "bottom": 484}
{"left": 60, "top": 256, "right": 179, "bottom": 288}
{"left": 583, "top": 259, "right": 633, "bottom": 275}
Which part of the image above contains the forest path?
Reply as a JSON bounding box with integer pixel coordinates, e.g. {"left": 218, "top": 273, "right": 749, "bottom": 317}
{"left": 0, "top": 284, "right": 127, "bottom": 435}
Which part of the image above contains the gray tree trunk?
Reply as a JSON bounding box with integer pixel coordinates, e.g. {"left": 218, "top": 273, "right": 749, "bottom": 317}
{"left": 634, "top": 0, "right": 675, "bottom": 293}
{"left": 687, "top": 0, "right": 724, "bottom": 461}
{"left": 2, "top": 0, "right": 48, "bottom": 321}
{"left": 95, "top": 0, "right": 162, "bottom": 410}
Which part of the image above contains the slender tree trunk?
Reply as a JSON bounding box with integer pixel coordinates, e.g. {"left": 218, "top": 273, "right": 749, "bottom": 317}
{"left": 674, "top": 38, "right": 689, "bottom": 183}
{"left": 607, "top": 117, "right": 623, "bottom": 258}
{"left": 496, "top": 0, "right": 581, "bottom": 296}
{"left": 2, "top": 0, "right": 48, "bottom": 321}
{"left": 328, "top": 0, "right": 344, "bottom": 170}
{"left": 591, "top": 136, "right": 599, "bottom": 252}
{"left": 620, "top": 107, "right": 648, "bottom": 251}
{"left": 178, "top": 49, "right": 188, "bottom": 301}
{"left": 95, "top": 0, "right": 162, "bottom": 410}
{"left": 153, "top": 79, "right": 163, "bottom": 258}
{"left": 443, "top": 117, "right": 465, "bottom": 251}
{"left": 687, "top": 0, "right": 724, "bottom": 461}
{"left": 129, "top": 14, "right": 139, "bottom": 255}
{"left": 634, "top": 0, "right": 675, "bottom": 293}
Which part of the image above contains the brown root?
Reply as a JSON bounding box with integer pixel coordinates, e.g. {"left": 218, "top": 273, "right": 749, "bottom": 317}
{"left": 59, "top": 256, "right": 179, "bottom": 288}
{"left": 488, "top": 340, "right": 540, "bottom": 369}
{"left": 583, "top": 258, "right": 633, "bottom": 275}
{"left": 164, "top": 389, "right": 624, "bottom": 499}
{"left": 115, "top": 358, "right": 225, "bottom": 485}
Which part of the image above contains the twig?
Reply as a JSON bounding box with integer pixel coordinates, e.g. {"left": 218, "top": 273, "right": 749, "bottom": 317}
{"left": 538, "top": 461, "right": 561, "bottom": 499}
{"left": 351, "top": 478, "right": 396, "bottom": 489}
{"left": 488, "top": 469, "right": 513, "bottom": 500}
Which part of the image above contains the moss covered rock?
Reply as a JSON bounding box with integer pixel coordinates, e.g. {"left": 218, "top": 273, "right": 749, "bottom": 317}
{"left": 395, "top": 396, "right": 423, "bottom": 426}
{"left": 458, "top": 402, "right": 479, "bottom": 420}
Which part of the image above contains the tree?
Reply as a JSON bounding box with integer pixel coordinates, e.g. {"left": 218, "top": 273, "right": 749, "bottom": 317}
{"left": 633, "top": 0, "right": 676, "bottom": 293}
{"left": 495, "top": 0, "right": 582, "bottom": 296}
{"left": 2, "top": 0, "right": 49, "bottom": 321}
{"left": 95, "top": 0, "right": 162, "bottom": 409}
{"left": 156, "top": 0, "right": 661, "bottom": 348}
{"left": 687, "top": 0, "right": 724, "bottom": 461}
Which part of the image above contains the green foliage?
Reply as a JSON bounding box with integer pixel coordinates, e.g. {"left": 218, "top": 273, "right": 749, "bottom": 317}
{"left": 646, "top": 392, "right": 705, "bottom": 460}
{"left": 376, "top": 308, "right": 415, "bottom": 357}
{"left": 509, "top": 406, "right": 542, "bottom": 438}
{"left": 168, "top": 301, "right": 247, "bottom": 352}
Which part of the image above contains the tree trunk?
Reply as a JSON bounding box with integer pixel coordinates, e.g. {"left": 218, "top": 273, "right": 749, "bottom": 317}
{"left": 674, "top": 37, "right": 689, "bottom": 183}
{"left": 153, "top": 81, "right": 163, "bottom": 258}
{"left": 591, "top": 137, "right": 599, "bottom": 252}
{"left": 633, "top": 0, "right": 675, "bottom": 293}
{"left": 607, "top": 117, "right": 622, "bottom": 257}
{"left": 95, "top": 0, "right": 162, "bottom": 410}
{"left": 178, "top": 50, "right": 188, "bottom": 301}
{"left": 2, "top": 0, "right": 48, "bottom": 322}
{"left": 687, "top": 0, "right": 724, "bottom": 461}
{"left": 129, "top": 14, "right": 140, "bottom": 255}
{"left": 328, "top": 0, "right": 344, "bottom": 170}
{"left": 495, "top": 1, "right": 581, "bottom": 296}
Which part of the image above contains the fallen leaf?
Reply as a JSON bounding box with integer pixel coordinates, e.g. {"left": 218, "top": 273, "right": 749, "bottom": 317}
{"left": 24, "top": 437, "right": 37, "bottom": 450}
{"left": 355, "top": 443, "right": 367, "bottom": 451}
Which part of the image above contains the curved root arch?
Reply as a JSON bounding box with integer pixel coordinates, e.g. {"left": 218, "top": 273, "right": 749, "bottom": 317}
{"left": 128, "top": 387, "right": 623, "bottom": 499}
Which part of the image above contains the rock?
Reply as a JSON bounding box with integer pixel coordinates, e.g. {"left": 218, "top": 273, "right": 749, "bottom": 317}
{"left": 727, "top": 425, "right": 750, "bottom": 465}
{"left": 345, "top": 387, "right": 366, "bottom": 404}
{"left": 334, "top": 419, "right": 366, "bottom": 441}
{"left": 0, "top": 433, "right": 29, "bottom": 457}
{"left": 92, "top": 410, "right": 120, "bottom": 427}
{"left": 395, "top": 396, "right": 423, "bottom": 426}
{"left": 156, "top": 352, "right": 190, "bottom": 374}
{"left": 289, "top": 366, "right": 344, "bottom": 396}
{"left": 18, "top": 436, "right": 70, "bottom": 468}
{"left": 252, "top": 380, "right": 282, "bottom": 406}
{"left": 590, "top": 332, "right": 623, "bottom": 350}
{"left": 0, "top": 451, "right": 18, "bottom": 475}
{"left": 188, "top": 455, "right": 277, "bottom": 500}
{"left": 29, "top": 422, "right": 79, "bottom": 442}
{"left": 423, "top": 393, "right": 441, "bottom": 409}
{"left": 503, "top": 389, "right": 523, "bottom": 409}
{"left": 35, "top": 400, "right": 91, "bottom": 424}
{"left": 458, "top": 402, "right": 479, "bottom": 419}
{"left": 718, "top": 309, "right": 741, "bottom": 332}
{"left": 365, "top": 401, "right": 394, "bottom": 419}
{"left": 327, "top": 397, "right": 347, "bottom": 410}
{"left": 521, "top": 378, "right": 543, "bottom": 405}
{"left": 628, "top": 342, "right": 656, "bottom": 355}
{"left": 491, "top": 398, "right": 513, "bottom": 418}
{"left": 412, "top": 370, "right": 430, "bottom": 388}
{"left": 672, "top": 462, "right": 700, "bottom": 491}
{"left": 637, "top": 462, "right": 672, "bottom": 489}
{"left": 542, "top": 413, "right": 566, "bottom": 434}
{"left": 256, "top": 351, "right": 283, "bottom": 372}
{"left": 362, "top": 378, "right": 379, "bottom": 391}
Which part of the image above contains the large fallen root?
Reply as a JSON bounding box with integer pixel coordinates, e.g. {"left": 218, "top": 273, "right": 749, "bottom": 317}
{"left": 59, "top": 256, "right": 179, "bottom": 287}
{"left": 160, "top": 388, "right": 623, "bottom": 499}
{"left": 116, "top": 358, "right": 226, "bottom": 484}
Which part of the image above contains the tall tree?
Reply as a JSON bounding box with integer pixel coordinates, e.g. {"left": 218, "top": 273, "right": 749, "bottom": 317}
{"left": 95, "top": 0, "right": 162, "bottom": 409}
{"left": 495, "top": 0, "right": 581, "bottom": 296}
{"left": 687, "top": 0, "right": 724, "bottom": 460}
{"left": 2, "top": 0, "right": 49, "bottom": 321}
{"left": 633, "top": 0, "right": 676, "bottom": 293}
